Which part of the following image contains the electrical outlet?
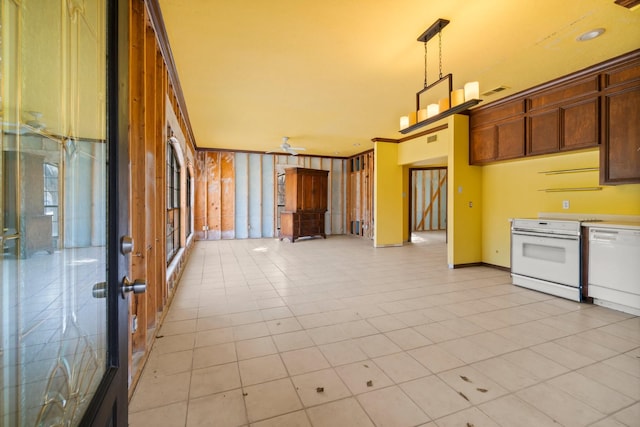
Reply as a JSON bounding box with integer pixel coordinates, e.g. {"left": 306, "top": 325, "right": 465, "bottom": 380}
{"left": 562, "top": 200, "right": 570, "bottom": 209}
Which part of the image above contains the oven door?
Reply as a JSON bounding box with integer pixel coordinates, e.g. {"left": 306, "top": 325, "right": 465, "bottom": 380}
{"left": 511, "top": 231, "right": 580, "bottom": 287}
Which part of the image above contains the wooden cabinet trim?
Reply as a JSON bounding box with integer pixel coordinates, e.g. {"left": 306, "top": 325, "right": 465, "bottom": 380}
{"left": 528, "top": 76, "right": 600, "bottom": 112}
{"left": 603, "top": 60, "right": 640, "bottom": 92}
{"left": 469, "top": 49, "right": 640, "bottom": 167}
{"left": 470, "top": 99, "right": 525, "bottom": 128}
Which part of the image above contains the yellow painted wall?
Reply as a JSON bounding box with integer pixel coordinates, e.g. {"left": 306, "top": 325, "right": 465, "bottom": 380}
{"left": 397, "top": 124, "right": 450, "bottom": 165}
{"left": 447, "top": 115, "right": 483, "bottom": 266}
{"left": 373, "top": 141, "right": 404, "bottom": 246}
{"left": 378, "top": 115, "right": 483, "bottom": 266}
{"left": 481, "top": 148, "right": 640, "bottom": 268}
{"left": 402, "top": 166, "right": 410, "bottom": 242}
{"left": 396, "top": 121, "right": 449, "bottom": 243}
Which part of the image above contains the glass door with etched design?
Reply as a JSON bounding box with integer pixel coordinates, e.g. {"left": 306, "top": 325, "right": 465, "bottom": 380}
{"left": 1, "top": 1, "right": 129, "bottom": 425}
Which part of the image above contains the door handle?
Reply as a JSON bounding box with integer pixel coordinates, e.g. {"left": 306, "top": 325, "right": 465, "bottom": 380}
{"left": 121, "top": 276, "right": 146, "bottom": 299}
{"left": 92, "top": 282, "right": 107, "bottom": 298}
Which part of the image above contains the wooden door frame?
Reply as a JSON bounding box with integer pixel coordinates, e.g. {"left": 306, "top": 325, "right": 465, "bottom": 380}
{"left": 408, "top": 167, "right": 448, "bottom": 244}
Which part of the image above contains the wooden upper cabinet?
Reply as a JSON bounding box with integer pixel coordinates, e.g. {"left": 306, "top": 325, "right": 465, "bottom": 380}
{"left": 469, "top": 50, "right": 640, "bottom": 167}
{"left": 561, "top": 98, "right": 599, "bottom": 151}
{"left": 528, "top": 76, "right": 600, "bottom": 153}
{"left": 497, "top": 118, "right": 526, "bottom": 159}
{"left": 528, "top": 76, "right": 600, "bottom": 111}
{"left": 470, "top": 99, "right": 525, "bottom": 163}
{"left": 600, "top": 56, "right": 640, "bottom": 185}
{"left": 528, "top": 110, "right": 559, "bottom": 155}
{"left": 601, "top": 86, "right": 640, "bottom": 185}
{"left": 470, "top": 124, "right": 497, "bottom": 164}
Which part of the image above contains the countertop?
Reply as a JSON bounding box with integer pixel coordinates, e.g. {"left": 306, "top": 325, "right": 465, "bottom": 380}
{"left": 581, "top": 221, "right": 640, "bottom": 231}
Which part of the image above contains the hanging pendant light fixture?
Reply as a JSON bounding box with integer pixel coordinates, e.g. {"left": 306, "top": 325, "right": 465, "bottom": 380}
{"left": 399, "top": 19, "right": 482, "bottom": 134}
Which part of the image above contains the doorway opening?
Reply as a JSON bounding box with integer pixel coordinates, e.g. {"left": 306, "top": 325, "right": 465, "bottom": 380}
{"left": 409, "top": 167, "right": 447, "bottom": 243}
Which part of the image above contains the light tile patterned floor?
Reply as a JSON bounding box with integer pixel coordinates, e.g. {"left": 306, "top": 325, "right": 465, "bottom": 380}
{"left": 129, "top": 233, "right": 640, "bottom": 427}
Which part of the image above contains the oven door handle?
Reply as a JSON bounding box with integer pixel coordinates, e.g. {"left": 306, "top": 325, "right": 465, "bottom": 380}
{"left": 512, "top": 230, "right": 580, "bottom": 240}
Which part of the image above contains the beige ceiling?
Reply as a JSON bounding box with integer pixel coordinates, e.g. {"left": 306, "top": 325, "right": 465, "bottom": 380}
{"left": 158, "top": 0, "right": 640, "bottom": 157}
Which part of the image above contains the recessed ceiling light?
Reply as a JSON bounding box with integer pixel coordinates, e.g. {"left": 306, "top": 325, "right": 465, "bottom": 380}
{"left": 353, "top": 143, "right": 361, "bottom": 147}
{"left": 577, "top": 28, "right": 605, "bottom": 42}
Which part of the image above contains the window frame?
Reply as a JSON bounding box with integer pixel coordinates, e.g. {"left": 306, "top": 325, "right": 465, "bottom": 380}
{"left": 166, "top": 141, "right": 181, "bottom": 264}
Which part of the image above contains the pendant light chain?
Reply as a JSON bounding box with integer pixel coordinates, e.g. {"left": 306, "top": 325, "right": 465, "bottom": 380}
{"left": 438, "top": 28, "right": 443, "bottom": 79}
{"left": 423, "top": 41, "right": 428, "bottom": 88}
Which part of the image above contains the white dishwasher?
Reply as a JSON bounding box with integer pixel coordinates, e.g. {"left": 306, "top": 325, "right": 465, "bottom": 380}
{"left": 588, "top": 224, "right": 640, "bottom": 316}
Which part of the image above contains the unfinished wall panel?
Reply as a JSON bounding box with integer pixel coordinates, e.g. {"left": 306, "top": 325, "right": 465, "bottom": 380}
{"left": 248, "top": 153, "right": 263, "bottom": 238}
{"left": 220, "top": 153, "right": 235, "bottom": 238}
{"left": 331, "top": 158, "right": 345, "bottom": 235}
{"left": 262, "top": 155, "right": 275, "bottom": 237}
{"left": 144, "top": 24, "right": 158, "bottom": 330}
{"left": 411, "top": 168, "right": 447, "bottom": 231}
{"left": 193, "top": 152, "right": 347, "bottom": 240}
{"left": 126, "top": 0, "right": 199, "bottom": 394}
{"left": 235, "top": 153, "right": 249, "bottom": 239}
{"left": 347, "top": 151, "right": 374, "bottom": 239}
{"left": 309, "top": 157, "right": 322, "bottom": 170}
{"left": 155, "top": 51, "right": 167, "bottom": 308}
{"left": 195, "top": 151, "right": 236, "bottom": 240}
{"left": 129, "top": 0, "right": 147, "bottom": 355}
{"left": 206, "top": 152, "right": 222, "bottom": 239}
{"left": 194, "top": 151, "right": 209, "bottom": 239}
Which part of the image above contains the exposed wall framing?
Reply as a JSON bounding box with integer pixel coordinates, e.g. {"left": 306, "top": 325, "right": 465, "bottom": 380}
{"left": 410, "top": 168, "right": 447, "bottom": 232}
{"left": 128, "top": 0, "right": 196, "bottom": 389}
{"left": 143, "top": 23, "right": 159, "bottom": 332}
{"left": 347, "top": 151, "right": 374, "bottom": 239}
{"left": 194, "top": 151, "right": 236, "bottom": 240}
{"left": 194, "top": 151, "right": 347, "bottom": 239}
{"left": 129, "top": 0, "right": 147, "bottom": 357}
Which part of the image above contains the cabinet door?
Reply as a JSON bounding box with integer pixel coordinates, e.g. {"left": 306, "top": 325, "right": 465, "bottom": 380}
{"left": 528, "top": 110, "right": 559, "bottom": 155}
{"left": 601, "top": 86, "right": 640, "bottom": 184}
{"left": 300, "top": 173, "right": 315, "bottom": 210}
{"left": 299, "top": 213, "right": 322, "bottom": 236}
{"left": 470, "top": 124, "right": 497, "bottom": 164}
{"left": 313, "top": 174, "right": 328, "bottom": 211}
{"left": 497, "top": 118, "right": 525, "bottom": 159}
{"left": 561, "top": 98, "right": 599, "bottom": 151}
{"left": 284, "top": 169, "right": 299, "bottom": 211}
{"left": 280, "top": 212, "right": 294, "bottom": 240}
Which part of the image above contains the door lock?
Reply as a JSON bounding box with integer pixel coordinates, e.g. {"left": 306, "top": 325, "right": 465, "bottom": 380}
{"left": 92, "top": 282, "right": 107, "bottom": 298}
{"left": 121, "top": 276, "right": 146, "bottom": 299}
{"left": 120, "top": 236, "right": 134, "bottom": 255}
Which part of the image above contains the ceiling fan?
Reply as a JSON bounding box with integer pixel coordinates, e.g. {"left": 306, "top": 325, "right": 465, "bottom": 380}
{"left": 268, "top": 136, "right": 306, "bottom": 156}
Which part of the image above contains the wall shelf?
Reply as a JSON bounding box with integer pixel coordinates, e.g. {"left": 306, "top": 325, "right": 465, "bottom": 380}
{"left": 538, "top": 167, "right": 599, "bottom": 175}
{"left": 538, "top": 187, "right": 603, "bottom": 192}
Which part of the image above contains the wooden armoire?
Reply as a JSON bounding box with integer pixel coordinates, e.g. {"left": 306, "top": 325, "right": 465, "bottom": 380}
{"left": 279, "top": 167, "right": 329, "bottom": 242}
